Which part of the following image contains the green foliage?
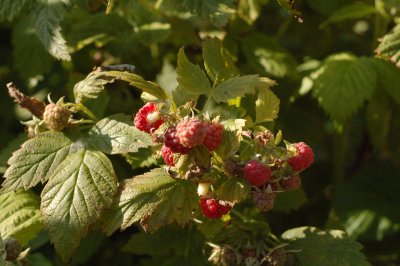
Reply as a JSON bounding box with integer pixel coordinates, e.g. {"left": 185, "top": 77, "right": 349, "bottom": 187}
{"left": 40, "top": 150, "right": 118, "bottom": 261}
{"left": 0, "top": 191, "right": 43, "bottom": 245}
{"left": 0, "top": 0, "right": 29, "bottom": 21}
{"left": 320, "top": 2, "right": 378, "bottom": 28}
{"left": 308, "top": 54, "right": 377, "bottom": 122}
{"left": 376, "top": 24, "right": 400, "bottom": 67}
{"left": 282, "top": 227, "right": 371, "bottom": 266}
{"left": 88, "top": 114, "right": 154, "bottom": 154}
{"left": 101, "top": 168, "right": 197, "bottom": 234}
{"left": 1, "top": 0, "right": 400, "bottom": 264}
{"left": 2, "top": 132, "right": 74, "bottom": 192}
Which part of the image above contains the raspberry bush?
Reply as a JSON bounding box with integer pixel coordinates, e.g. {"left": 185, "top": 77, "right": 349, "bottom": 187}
{"left": 1, "top": 0, "right": 400, "bottom": 265}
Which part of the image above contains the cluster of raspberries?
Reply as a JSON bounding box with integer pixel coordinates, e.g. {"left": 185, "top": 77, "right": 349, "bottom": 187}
{"left": 134, "top": 103, "right": 315, "bottom": 219}
{"left": 134, "top": 102, "right": 224, "bottom": 166}
{"left": 244, "top": 141, "right": 314, "bottom": 212}
{"left": 134, "top": 103, "right": 226, "bottom": 218}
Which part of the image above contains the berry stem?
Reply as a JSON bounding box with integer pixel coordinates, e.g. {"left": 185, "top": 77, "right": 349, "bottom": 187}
{"left": 70, "top": 103, "right": 98, "bottom": 121}
{"left": 230, "top": 209, "right": 248, "bottom": 222}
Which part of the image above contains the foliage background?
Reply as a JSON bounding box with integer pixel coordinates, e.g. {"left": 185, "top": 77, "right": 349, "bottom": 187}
{"left": 0, "top": 0, "right": 400, "bottom": 265}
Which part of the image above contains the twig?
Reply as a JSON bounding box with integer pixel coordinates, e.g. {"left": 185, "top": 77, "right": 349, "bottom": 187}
{"left": 7, "top": 82, "right": 46, "bottom": 117}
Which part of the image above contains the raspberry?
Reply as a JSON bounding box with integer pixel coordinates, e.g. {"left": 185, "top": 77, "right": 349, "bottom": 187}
{"left": 243, "top": 160, "right": 271, "bottom": 187}
{"left": 203, "top": 121, "right": 224, "bottom": 151}
{"left": 287, "top": 142, "right": 314, "bottom": 172}
{"left": 4, "top": 237, "right": 21, "bottom": 262}
{"left": 161, "top": 145, "right": 174, "bottom": 166}
{"left": 164, "top": 127, "right": 190, "bottom": 154}
{"left": 43, "top": 103, "right": 71, "bottom": 131}
{"left": 176, "top": 118, "right": 206, "bottom": 148}
{"left": 280, "top": 175, "right": 301, "bottom": 191}
{"left": 200, "top": 198, "right": 232, "bottom": 219}
{"left": 134, "top": 102, "right": 163, "bottom": 133}
{"left": 251, "top": 191, "right": 276, "bottom": 212}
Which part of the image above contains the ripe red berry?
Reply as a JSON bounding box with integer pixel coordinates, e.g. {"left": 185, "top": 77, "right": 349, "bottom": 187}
{"left": 161, "top": 145, "right": 174, "bottom": 166}
{"left": 176, "top": 118, "right": 206, "bottom": 148}
{"left": 280, "top": 175, "right": 302, "bottom": 191}
{"left": 287, "top": 142, "right": 314, "bottom": 172}
{"left": 203, "top": 121, "right": 224, "bottom": 151}
{"left": 134, "top": 102, "right": 163, "bottom": 133}
{"left": 200, "top": 198, "right": 232, "bottom": 219}
{"left": 243, "top": 160, "right": 271, "bottom": 187}
{"left": 164, "top": 127, "right": 190, "bottom": 154}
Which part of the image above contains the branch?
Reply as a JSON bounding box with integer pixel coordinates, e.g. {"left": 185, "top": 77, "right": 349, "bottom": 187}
{"left": 7, "top": 82, "right": 46, "bottom": 117}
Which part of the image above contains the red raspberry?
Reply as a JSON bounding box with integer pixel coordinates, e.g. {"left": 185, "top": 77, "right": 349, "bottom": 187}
{"left": 203, "top": 121, "right": 224, "bottom": 151}
{"left": 164, "top": 127, "right": 190, "bottom": 154}
{"left": 280, "top": 175, "right": 301, "bottom": 191}
{"left": 176, "top": 118, "right": 206, "bottom": 148}
{"left": 287, "top": 142, "right": 314, "bottom": 172}
{"left": 161, "top": 145, "right": 174, "bottom": 166}
{"left": 243, "top": 160, "right": 271, "bottom": 187}
{"left": 251, "top": 191, "right": 276, "bottom": 212}
{"left": 200, "top": 198, "right": 232, "bottom": 219}
{"left": 134, "top": 102, "right": 163, "bottom": 133}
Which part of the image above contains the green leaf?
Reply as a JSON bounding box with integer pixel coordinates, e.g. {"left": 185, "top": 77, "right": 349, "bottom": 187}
{"left": 105, "top": 71, "right": 168, "bottom": 100}
{"left": 366, "top": 93, "right": 391, "bottom": 149}
{"left": 12, "top": 18, "right": 54, "bottom": 78}
{"left": 212, "top": 75, "right": 260, "bottom": 103}
{"left": 0, "top": 134, "right": 26, "bottom": 174}
{"left": 88, "top": 114, "right": 154, "bottom": 154}
{"left": 310, "top": 53, "right": 377, "bottom": 122}
{"left": 368, "top": 58, "right": 400, "bottom": 104}
{"left": 27, "top": 253, "right": 52, "bottom": 266}
{"left": 182, "top": 0, "right": 235, "bottom": 27}
{"left": 273, "top": 189, "right": 308, "bottom": 213}
{"left": 176, "top": 48, "right": 211, "bottom": 95}
{"left": 237, "top": 0, "right": 262, "bottom": 25}
{"left": 255, "top": 86, "right": 279, "bottom": 123}
{"left": 282, "top": 227, "right": 371, "bottom": 266}
{"left": 136, "top": 22, "right": 171, "bottom": 45}
{"left": 101, "top": 168, "right": 197, "bottom": 234}
{"left": 275, "top": 0, "right": 302, "bottom": 21}
{"left": 332, "top": 162, "right": 400, "bottom": 241}
{"left": 320, "top": 2, "right": 378, "bottom": 28}
{"left": 1, "top": 132, "right": 76, "bottom": 193}
{"left": 124, "top": 148, "right": 158, "bottom": 170}
{"left": 0, "top": 0, "right": 29, "bottom": 21}
{"left": 0, "top": 191, "right": 43, "bottom": 245}
{"left": 202, "top": 38, "right": 239, "bottom": 84}
{"left": 73, "top": 71, "right": 116, "bottom": 103}
{"left": 376, "top": 24, "right": 400, "bottom": 67}
{"left": 241, "top": 33, "right": 297, "bottom": 78}
{"left": 215, "top": 177, "right": 250, "bottom": 203}
{"left": 31, "top": 1, "right": 71, "bottom": 61}
{"left": 40, "top": 150, "right": 118, "bottom": 261}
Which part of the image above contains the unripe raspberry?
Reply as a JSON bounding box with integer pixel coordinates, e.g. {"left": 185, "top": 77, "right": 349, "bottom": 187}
{"left": 280, "top": 175, "right": 301, "bottom": 191}
{"left": 243, "top": 160, "right": 271, "bottom": 187}
{"left": 287, "top": 142, "right": 314, "bottom": 172}
{"left": 134, "top": 102, "right": 163, "bottom": 133}
{"left": 161, "top": 145, "right": 174, "bottom": 166}
{"left": 251, "top": 191, "right": 276, "bottom": 212}
{"left": 4, "top": 237, "right": 21, "bottom": 262}
{"left": 197, "top": 183, "right": 210, "bottom": 196}
{"left": 176, "top": 118, "right": 206, "bottom": 148}
{"left": 43, "top": 103, "right": 71, "bottom": 131}
{"left": 200, "top": 198, "right": 231, "bottom": 219}
{"left": 164, "top": 127, "right": 190, "bottom": 154}
{"left": 203, "top": 121, "right": 224, "bottom": 151}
